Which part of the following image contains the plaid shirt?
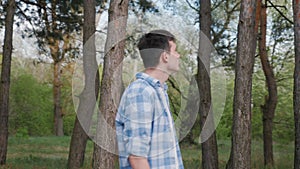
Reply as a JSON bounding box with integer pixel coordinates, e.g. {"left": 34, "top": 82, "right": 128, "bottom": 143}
{"left": 116, "top": 72, "right": 184, "bottom": 169}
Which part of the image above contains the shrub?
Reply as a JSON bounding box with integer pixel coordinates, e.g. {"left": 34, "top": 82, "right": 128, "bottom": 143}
{"left": 9, "top": 73, "right": 53, "bottom": 136}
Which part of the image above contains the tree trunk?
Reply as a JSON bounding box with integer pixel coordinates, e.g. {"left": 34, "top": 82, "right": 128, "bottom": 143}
{"left": 45, "top": 0, "right": 64, "bottom": 136}
{"left": 254, "top": 0, "right": 261, "bottom": 33}
{"left": 293, "top": 0, "right": 300, "bottom": 168}
{"left": 226, "top": 0, "right": 257, "bottom": 168}
{"left": 0, "top": 0, "right": 15, "bottom": 165}
{"left": 68, "top": 0, "right": 96, "bottom": 168}
{"left": 53, "top": 60, "right": 64, "bottom": 136}
{"left": 92, "top": 0, "right": 129, "bottom": 168}
{"left": 259, "top": 2, "right": 277, "bottom": 168}
{"left": 198, "top": 0, "right": 219, "bottom": 168}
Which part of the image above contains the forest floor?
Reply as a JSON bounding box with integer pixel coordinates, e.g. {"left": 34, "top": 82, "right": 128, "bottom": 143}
{"left": 0, "top": 136, "right": 294, "bottom": 169}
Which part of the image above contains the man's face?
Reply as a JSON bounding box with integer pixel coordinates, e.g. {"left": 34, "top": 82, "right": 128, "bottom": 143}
{"left": 165, "top": 40, "right": 180, "bottom": 74}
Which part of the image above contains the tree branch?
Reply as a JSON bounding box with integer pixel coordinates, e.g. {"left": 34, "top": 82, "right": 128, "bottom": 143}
{"left": 266, "top": 5, "right": 287, "bottom": 9}
{"left": 185, "top": 0, "right": 199, "bottom": 12}
{"left": 15, "top": 5, "right": 38, "bottom": 38}
{"left": 167, "top": 78, "right": 188, "bottom": 101}
{"left": 276, "top": 76, "right": 293, "bottom": 83}
{"left": 212, "top": 1, "right": 223, "bottom": 12}
{"left": 19, "top": 0, "right": 42, "bottom": 8}
{"left": 212, "top": 1, "right": 240, "bottom": 45}
{"left": 266, "top": 0, "right": 293, "bottom": 24}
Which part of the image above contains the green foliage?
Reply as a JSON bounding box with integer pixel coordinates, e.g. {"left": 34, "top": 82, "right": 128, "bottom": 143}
{"left": 252, "top": 68, "right": 266, "bottom": 140}
{"left": 61, "top": 63, "right": 76, "bottom": 136}
{"left": 216, "top": 74, "right": 234, "bottom": 139}
{"left": 215, "top": 65, "right": 294, "bottom": 144}
{"left": 62, "top": 114, "right": 76, "bottom": 136}
{"left": 15, "top": 127, "right": 29, "bottom": 139}
{"left": 273, "top": 70, "right": 294, "bottom": 143}
{"left": 9, "top": 72, "right": 53, "bottom": 136}
{"left": 251, "top": 57, "right": 294, "bottom": 143}
{"left": 167, "top": 77, "right": 182, "bottom": 117}
{"left": 212, "top": 0, "right": 240, "bottom": 69}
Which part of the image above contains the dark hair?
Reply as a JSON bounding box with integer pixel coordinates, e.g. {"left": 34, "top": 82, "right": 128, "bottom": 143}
{"left": 137, "top": 30, "right": 176, "bottom": 68}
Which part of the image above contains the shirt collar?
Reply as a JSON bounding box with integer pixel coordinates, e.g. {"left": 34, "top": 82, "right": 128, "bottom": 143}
{"left": 136, "top": 72, "right": 168, "bottom": 91}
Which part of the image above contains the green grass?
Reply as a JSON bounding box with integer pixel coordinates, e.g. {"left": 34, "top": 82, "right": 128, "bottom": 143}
{"left": 181, "top": 139, "right": 294, "bottom": 169}
{"left": 0, "top": 137, "right": 294, "bottom": 169}
{"left": 0, "top": 137, "right": 94, "bottom": 169}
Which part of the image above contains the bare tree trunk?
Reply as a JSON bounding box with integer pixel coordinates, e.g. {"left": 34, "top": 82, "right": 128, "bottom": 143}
{"left": 49, "top": 0, "right": 62, "bottom": 136}
{"left": 293, "top": 0, "right": 300, "bottom": 168}
{"left": 0, "top": 0, "right": 15, "bottom": 165}
{"left": 254, "top": 0, "right": 261, "bottom": 33}
{"left": 44, "top": 0, "right": 64, "bottom": 136}
{"left": 226, "top": 0, "right": 257, "bottom": 168}
{"left": 259, "top": 1, "right": 277, "bottom": 168}
{"left": 68, "top": 0, "right": 96, "bottom": 168}
{"left": 53, "top": 60, "right": 64, "bottom": 136}
{"left": 197, "top": 0, "right": 218, "bottom": 168}
{"left": 92, "top": 0, "right": 129, "bottom": 168}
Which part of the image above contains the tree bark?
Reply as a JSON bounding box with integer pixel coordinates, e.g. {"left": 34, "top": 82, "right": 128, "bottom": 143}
{"left": 92, "top": 0, "right": 129, "bottom": 168}
{"left": 226, "top": 0, "right": 257, "bottom": 168}
{"left": 0, "top": 0, "right": 16, "bottom": 165}
{"left": 254, "top": 0, "right": 261, "bottom": 33}
{"left": 42, "top": 0, "right": 65, "bottom": 136}
{"left": 293, "top": 0, "right": 300, "bottom": 168}
{"left": 53, "top": 60, "right": 64, "bottom": 136}
{"left": 68, "top": 0, "right": 96, "bottom": 168}
{"left": 197, "top": 0, "right": 219, "bottom": 168}
{"left": 259, "top": 1, "right": 277, "bottom": 168}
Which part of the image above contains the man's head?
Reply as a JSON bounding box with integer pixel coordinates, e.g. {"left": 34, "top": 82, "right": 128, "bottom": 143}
{"left": 137, "top": 30, "right": 180, "bottom": 73}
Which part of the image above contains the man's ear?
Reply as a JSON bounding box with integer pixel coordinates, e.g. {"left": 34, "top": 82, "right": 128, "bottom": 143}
{"left": 161, "top": 52, "right": 168, "bottom": 63}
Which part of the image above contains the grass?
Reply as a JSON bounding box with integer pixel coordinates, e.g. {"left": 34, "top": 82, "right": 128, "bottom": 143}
{"left": 0, "top": 137, "right": 94, "bottom": 169}
{"left": 0, "top": 136, "right": 294, "bottom": 169}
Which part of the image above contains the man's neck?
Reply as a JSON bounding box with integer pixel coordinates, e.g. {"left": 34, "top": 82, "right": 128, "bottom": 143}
{"left": 144, "top": 68, "right": 169, "bottom": 85}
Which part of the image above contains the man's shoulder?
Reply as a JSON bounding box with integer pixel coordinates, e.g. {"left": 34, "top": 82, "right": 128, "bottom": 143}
{"left": 126, "top": 79, "right": 156, "bottom": 94}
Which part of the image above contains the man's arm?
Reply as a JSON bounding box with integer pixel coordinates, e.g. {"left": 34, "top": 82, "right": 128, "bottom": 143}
{"left": 128, "top": 155, "right": 150, "bottom": 169}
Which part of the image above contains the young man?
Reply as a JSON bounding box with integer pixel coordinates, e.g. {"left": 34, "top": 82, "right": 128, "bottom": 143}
{"left": 116, "top": 30, "right": 184, "bottom": 169}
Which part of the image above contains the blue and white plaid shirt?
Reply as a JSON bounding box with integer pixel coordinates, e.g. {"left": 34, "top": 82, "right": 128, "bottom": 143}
{"left": 116, "top": 72, "right": 184, "bottom": 169}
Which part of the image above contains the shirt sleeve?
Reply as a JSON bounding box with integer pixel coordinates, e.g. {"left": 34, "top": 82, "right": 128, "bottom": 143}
{"left": 122, "top": 88, "right": 154, "bottom": 158}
